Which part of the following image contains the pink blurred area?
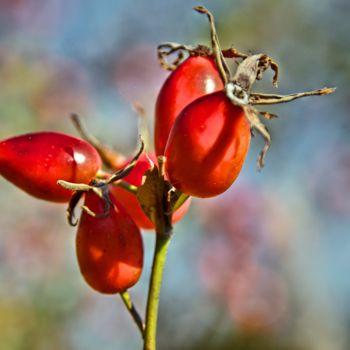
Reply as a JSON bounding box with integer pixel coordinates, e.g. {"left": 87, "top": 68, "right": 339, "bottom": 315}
{"left": 197, "top": 185, "right": 291, "bottom": 333}
{"left": 113, "top": 45, "right": 167, "bottom": 110}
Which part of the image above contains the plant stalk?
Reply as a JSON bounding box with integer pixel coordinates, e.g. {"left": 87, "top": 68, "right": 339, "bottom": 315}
{"left": 143, "top": 232, "right": 172, "bottom": 350}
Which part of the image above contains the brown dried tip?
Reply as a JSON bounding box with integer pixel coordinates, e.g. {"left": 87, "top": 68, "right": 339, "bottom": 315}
{"left": 222, "top": 47, "right": 248, "bottom": 60}
{"left": 193, "top": 5, "right": 207, "bottom": 13}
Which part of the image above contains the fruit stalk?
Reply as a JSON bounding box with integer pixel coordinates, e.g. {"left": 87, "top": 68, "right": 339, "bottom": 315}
{"left": 143, "top": 157, "right": 173, "bottom": 350}
{"left": 143, "top": 232, "right": 172, "bottom": 350}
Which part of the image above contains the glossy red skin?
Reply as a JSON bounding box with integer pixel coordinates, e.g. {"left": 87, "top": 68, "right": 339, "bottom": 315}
{"left": 110, "top": 153, "right": 190, "bottom": 229}
{"left": 0, "top": 131, "right": 102, "bottom": 202}
{"left": 155, "top": 56, "right": 224, "bottom": 156}
{"left": 76, "top": 192, "right": 143, "bottom": 294}
{"left": 165, "top": 91, "right": 251, "bottom": 198}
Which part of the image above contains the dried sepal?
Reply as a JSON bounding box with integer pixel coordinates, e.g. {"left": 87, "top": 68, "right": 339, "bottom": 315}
{"left": 57, "top": 180, "right": 92, "bottom": 192}
{"left": 232, "top": 53, "right": 279, "bottom": 91}
{"left": 58, "top": 138, "right": 144, "bottom": 226}
{"left": 106, "top": 136, "right": 144, "bottom": 184}
{"left": 250, "top": 87, "right": 336, "bottom": 105}
{"left": 243, "top": 106, "right": 271, "bottom": 170}
{"left": 157, "top": 42, "right": 211, "bottom": 71}
{"left": 66, "top": 190, "right": 84, "bottom": 226}
{"left": 136, "top": 165, "right": 173, "bottom": 235}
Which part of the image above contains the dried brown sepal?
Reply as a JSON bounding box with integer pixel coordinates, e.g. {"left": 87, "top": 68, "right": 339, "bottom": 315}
{"left": 106, "top": 137, "right": 144, "bottom": 184}
{"left": 57, "top": 179, "right": 94, "bottom": 225}
{"left": 232, "top": 54, "right": 279, "bottom": 91}
{"left": 66, "top": 190, "right": 84, "bottom": 226}
{"left": 58, "top": 139, "right": 144, "bottom": 226}
{"left": 250, "top": 87, "right": 336, "bottom": 105}
{"left": 157, "top": 42, "right": 211, "bottom": 71}
{"left": 243, "top": 106, "right": 271, "bottom": 170}
{"left": 71, "top": 114, "right": 126, "bottom": 170}
{"left": 157, "top": 43, "right": 192, "bottom": 71}
{"left": 81, "top": 184, "right": 113, "bottom": 219}
{"left": 136, "top": 163, "right": 173, "bottom": 236}
{"left": 57, "top": 180, "right": 92, "bottom": 192}
{"left": 58, "top": 179, "right": 113, "bottom": 224}
{"left": 245, "top": 87, "right": 335, "bottom": 168}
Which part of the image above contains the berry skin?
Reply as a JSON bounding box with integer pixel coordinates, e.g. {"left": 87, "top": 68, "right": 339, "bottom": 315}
{"left": 165, "top": 91, "right": 251, "bottom": 198}
{"left": 155, "top": 56, "right": 224, "bottom": 156}
{"left": 110, "top": 153, "right": 190, "bottom": 229}
{"left": 0, "top": 131, "right": 102, "bottom": 202}
{"left": 76, "top": 191, "right": 143, "bottom": 294}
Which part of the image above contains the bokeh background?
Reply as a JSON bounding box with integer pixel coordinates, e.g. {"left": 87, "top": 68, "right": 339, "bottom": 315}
{"left": 0, "top": 0, "right": 349, "bottom": 349}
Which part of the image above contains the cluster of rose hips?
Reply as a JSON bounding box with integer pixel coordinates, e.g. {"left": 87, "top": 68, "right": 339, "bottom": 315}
{"left": 0, "top": 4, "right": 334, "bottom": 337}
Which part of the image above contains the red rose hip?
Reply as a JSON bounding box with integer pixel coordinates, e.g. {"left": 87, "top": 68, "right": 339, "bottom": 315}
{"left": 155, "top": 56, "right": 223, "bottom": 155}
{"left": 0, "top": 131, "right": 102, "bottom": 202}
{"left": 165, "top": 91, "right": 251, "bottom": 198}
{"left": 76, "top": 191, "right": 143, "bottom": 294}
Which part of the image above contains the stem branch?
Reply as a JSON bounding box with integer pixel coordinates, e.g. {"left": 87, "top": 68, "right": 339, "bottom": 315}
{"left": 70, "top": 114, "right": 125, "bottom": 169}
{"left": 120, "top": 291, "right": 145, "bottom": 338}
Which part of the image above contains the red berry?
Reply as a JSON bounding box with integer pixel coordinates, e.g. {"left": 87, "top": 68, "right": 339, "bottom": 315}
{"left": 0, "top": 131, "right": 102, "bottom": 202}
{"left": 155, "top": 56, "right": 223, "bottom": 155}
{"left": 165, "top": 91, "right": 251, "bottom": 198}
{"left": 110, "top": 153, "right": 190, "bottom": 229}
{"left": 76, "top": 191, "right": 143, "bottom": 294}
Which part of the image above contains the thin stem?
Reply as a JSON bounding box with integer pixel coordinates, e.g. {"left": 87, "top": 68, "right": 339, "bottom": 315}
{"left": 173, "top": 193, "right": 190, "bottom": 212}
{"left": 120, "top": 291, "right": 145, "bottom": 338}
{"left": 143, "top": 232, "right": 172, "bottom": 350}
{"left": 70, "top": 114, "right": 126, "bottom": 169}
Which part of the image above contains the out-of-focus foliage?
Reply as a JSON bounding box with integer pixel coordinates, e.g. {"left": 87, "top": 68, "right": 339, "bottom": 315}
{"left": 0, "top": 1, "right": 349, "bottom": 350}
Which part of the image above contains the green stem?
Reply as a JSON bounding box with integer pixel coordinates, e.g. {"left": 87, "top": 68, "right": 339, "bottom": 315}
{"left": 173, "top": 193, "right": 190, "bottom": 212}
{"left": 143, "top": 232, "right": 172, "bottom": 350}
{"left": 120, "top": 291, "right": 145, "bottom": 338}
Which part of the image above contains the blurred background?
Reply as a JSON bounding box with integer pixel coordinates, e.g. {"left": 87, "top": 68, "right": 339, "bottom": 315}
{"left": 0, "top": 0, "right": 349, "bottom": 349}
